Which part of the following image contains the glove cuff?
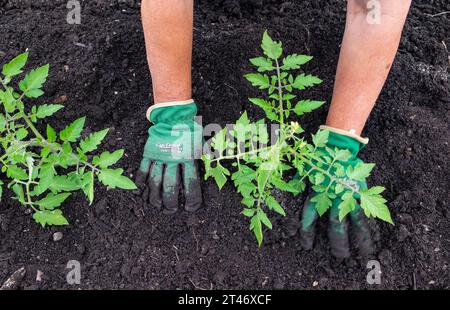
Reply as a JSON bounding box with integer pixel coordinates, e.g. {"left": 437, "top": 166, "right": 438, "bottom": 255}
{"left": 320, "top": 125, "right": 368, "bottom": 158}
{"left": 319, "top": 125, "right": 369, "bottom": 145}
{"left": 146, "top": 99, "right": 195, "bottom": 122}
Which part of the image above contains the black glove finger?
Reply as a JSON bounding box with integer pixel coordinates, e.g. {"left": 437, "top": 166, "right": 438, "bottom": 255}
{"left": 161, "top": 162, "right": 181, "bottom": 214}
{"left": 147, "top": 161, "right": 164, "bottom": 210}
{"left": 350, "top": 205, "right": 374, "bottom": 256}
{"left": 299, "top": 198, "right": 319, "bottom": 250}
{"left": 134, "top": 158, "right": 152, "bottom": 195}
{"left": 328, "top": 202, "right": 350, "bottom": 259}
{"left": 181, "top": 161, "right": 202, "bottom": 212}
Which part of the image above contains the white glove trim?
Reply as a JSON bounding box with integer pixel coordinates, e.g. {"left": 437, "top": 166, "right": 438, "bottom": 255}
{"left": 319, "top": 125, "right": 369, "bottom": 145}
{"left": 146, "top": 99, "right": 195, "bottom": 122}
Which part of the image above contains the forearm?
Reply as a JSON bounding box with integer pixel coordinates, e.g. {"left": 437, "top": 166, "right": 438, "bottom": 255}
{"left": 141, "top": 0, "right": 193, "bottom": 104}
{"left": 326, "top": 0, "right": 411, "bottom": 135}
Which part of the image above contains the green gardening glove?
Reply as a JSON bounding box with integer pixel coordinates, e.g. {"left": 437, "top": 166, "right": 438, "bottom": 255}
{"left": 135, "top": 101, "right": 203, "bottom": 214}
{"left": 300, "top": 126, "right": 374, "bottom": 258}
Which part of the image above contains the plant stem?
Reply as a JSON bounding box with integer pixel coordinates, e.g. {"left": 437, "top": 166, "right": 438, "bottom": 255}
{"left": 212, "top": 145, "right": 273, "bottom": 162}
{"left": 275, "top": 59, "right": 284, "bottom": 126}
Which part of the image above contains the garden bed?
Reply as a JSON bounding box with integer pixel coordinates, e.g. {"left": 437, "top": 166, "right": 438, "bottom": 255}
{"left": 0, "top": 0, "right": 449, "bottom": 289}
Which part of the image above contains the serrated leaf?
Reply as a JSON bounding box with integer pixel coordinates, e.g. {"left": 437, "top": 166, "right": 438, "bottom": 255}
{"left": 36, "top": 192, "right": 71, "bottom": 210}
{"left": 257, "top": 169, "right": 270, "bottom": 195}
{"left": 15, "top": 127, "right": 28, "bottom": 140}
{"left": 281, "top": 54, "right": 313, "bottom": 70}
{"left": 82, "top": 171, "right": 95, "bottom": 205}
{"left": 241, "top": 207, "right": 255, "bottom": 217}
{"left": 250, "top": 215, "right": 263, "bottom": 246}
{"left": 212, "top": 129, "right": 227, "bottom": 154}
{"left": 49, "top": 174, "right": 82, "bottom": 192}
{"left": 7, "top": 165, "right": 28, "bottom": 180}
{"left": 33, "top": 209, "right": 69, "bottom": 227}
{"left": 335, "top": 149, "right": 353, "bottom": 162}
{"left": 36, "top": 104, "right": 64, "bottom": 119}
{"left": 257, "top": 209, "right": 272, "bottom": 229}
{"left": 12, "top": 183, "right": 25, "bottom": 204}
{"left": 294, "top": 100, "right": 326, "bottom": 116}
{"left": 210, "top": 165, "right": 228, "bottom": 190}
{"left": 0, "top": 114, "right": 6, "bottom": 132}
{"left": 98, "top": 168, "right": 137, "bottom": 190}
{"left": 32, "top": 164, "right": 55, "bottom": 195}
{"left": 266, "top": 196, "right": 286, "bottom": 216}
{"left": 250, "top": 57, "right": 274, "bottom": 72}
{"left": 46, "top": 124, "right": 57, "bottom": 142}
{"left": 310, "top": 192, "right": 332, "bottom": 216}
{"left": 249, "top": 98, "right": 271, "bottom": 110}
{"left": 261, "top": 30, "right": 283, "bottom": 60}
{"left": 79, "top": 128, "right": 109, "bottom": 153}
{"left": 19, "top": 64, "right": 49, "bottom": 98}
{"left": 2, "top": 52, "right": 28, "bottom": 77}
{"left": 92, "top": 149, "right": 124, "bottom": 168}
{"left": 312, "top": 130, "right": 329, "bottom": 148}
{"left": 244, "top": 73, "right": 270, "bottom": 89}
{"left": 292, "top": 74, "right": 322, "bottom": 90}
{"left": 335, "top": 183, "right": 344, "bottom": 194}
{"left": 314, "top": 173, "right": 325, "bottom": 185}
{"left": 60, "top": 117, "right": 85, "bottom": 142}
{"left": 0, "top": 89, "right": 17, "bottom": 113}
{"left": 346, "top": 162, "right": 375, "bottom": 181}
{"left": 360, "top": 188, "right": 393, "bottom": 224}
{"left": 338, "top": 192, "right": 357, "bottom": 221}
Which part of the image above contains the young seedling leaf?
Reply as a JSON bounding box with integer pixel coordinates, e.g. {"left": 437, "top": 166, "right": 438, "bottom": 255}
{"left": 92, "top": 149, "right": 124, "bottom": 168}
{"left": 294, "top": 100, "right": 325, "bottom": 116}
{"left": 19, "top": 64, "right": 49, "bottom": 98}
{"left": 261, "top": 30, "right": 283, "bottom": 60}
{"left": 266, "top": 196, "right": 286, "bottom": 216}
{"left": 79, "top": 128, "right": 109, "bottom": 153}
{"left": 310, "top": 192, "right": 332, "bottom": 216}
{"left": 338, "top": 192, "right": 357, "bottom": 221}
{"left": 98, "top": 168, "right": 137, "bottom": 190}
{"left": 312, "top": 130, "right": 329, "bottom": 148}
{"left": 250, "top": 57, "right": 274, "bottom": 72}
{"left": 257, "top": 209, "right": 273, "bottom": 229}
{"left": 346, "top": 162, "right": 375, "bottom": 181}
{"left": 82, "top": 171, "right": 95, "bottom": 205}
{"left": 360, "top": 187, "right": 393, "bottom": 224}
{"left": 211, "top": 165, "right": 228, "bottom": 190}
{"left": 46, "top": 124, "right": 57, "bottom": 142}
{"left": 244, "top": 73, "right": 270, "bottom": 89}
{"left": 2, "top": 52, "right": 28, "bottom": 78}
{"left": 7, "top": 165, "right": 28, "bottom": 181}
{"left": 292, "top": 74, "right": 322, "bottom": 90}
{"left": 49, "top": 174, "right": 82, "bottom": 192}
{"left": 60, "top": 117, "right": 86, "bottom": 142}
{"left": 281, "top": 54, "right": 313, "bottom": 70}
{"left": 36, "top": 192, "right": 71, "bottom": 210}
{"left": 33, "top": 210, "right": 69, "bottom": 228}
{"left": 36, "top": 104, "right": 64, "bottom": 119}
{"left": 250, "top": 215, "right": 263, "bottom": 246}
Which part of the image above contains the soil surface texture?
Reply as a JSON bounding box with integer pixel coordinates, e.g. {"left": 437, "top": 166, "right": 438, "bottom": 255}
{"left": 0, "top": 0, "right": 449, "bottom": 289}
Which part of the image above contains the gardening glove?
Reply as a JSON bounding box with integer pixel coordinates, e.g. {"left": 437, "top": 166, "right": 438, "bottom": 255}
{"left": 135, "top": 100, "right": 203, "bottom": 214}
{"left": 300, "top": 126, "right": 374, "bottom": 258}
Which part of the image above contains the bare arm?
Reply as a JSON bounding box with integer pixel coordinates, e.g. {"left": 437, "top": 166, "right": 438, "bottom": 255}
{"left": 141, "top": 0, "right": 193, "bottom": 104}
{"left": 326, "top": 0, "right": 412, "bottom": 135}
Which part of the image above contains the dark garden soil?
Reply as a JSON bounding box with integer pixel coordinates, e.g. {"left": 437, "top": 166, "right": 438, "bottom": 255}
{"left": 0, "top": 0, "right": 449, "bottom": 290}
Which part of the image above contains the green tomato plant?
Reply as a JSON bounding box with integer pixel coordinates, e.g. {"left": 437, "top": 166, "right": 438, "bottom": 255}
{"left": 0, "top": 52, "right": 136, "bottom": 227}
{"left": 202, "top": 31, "right": 392, "bottom": 245}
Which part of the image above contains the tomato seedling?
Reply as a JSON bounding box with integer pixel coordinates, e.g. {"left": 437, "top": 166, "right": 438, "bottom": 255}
{"left": 202, "top": 31, "right": 392, "bottom": 245}
{"left": 0, "top": 52, "right": 136, "bottom": 227}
